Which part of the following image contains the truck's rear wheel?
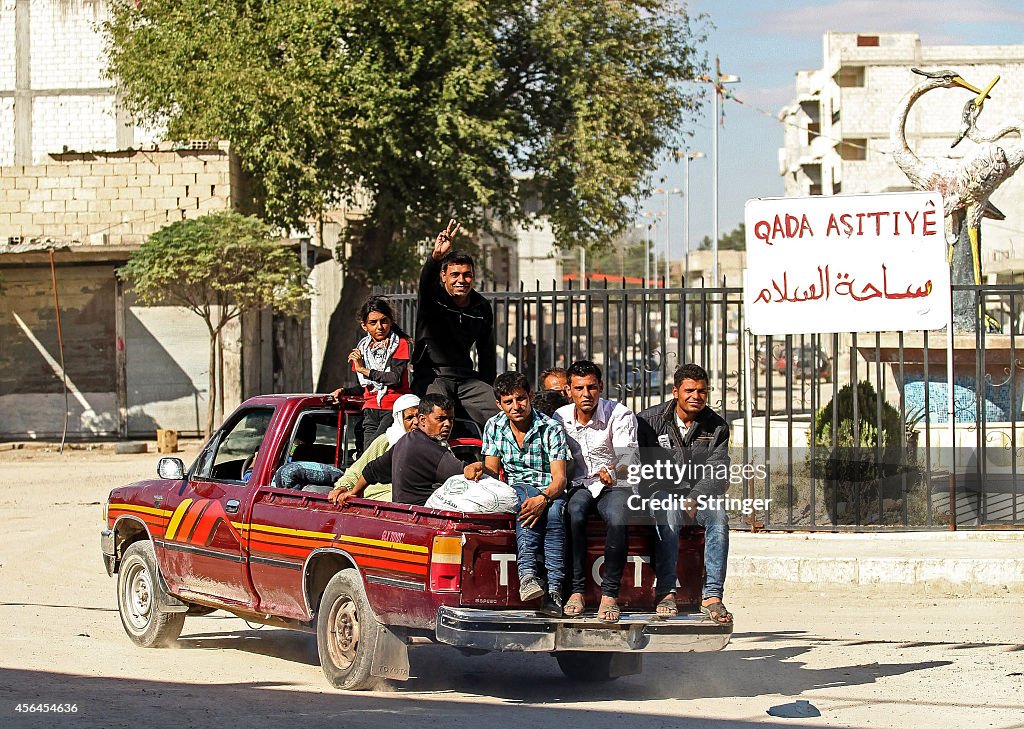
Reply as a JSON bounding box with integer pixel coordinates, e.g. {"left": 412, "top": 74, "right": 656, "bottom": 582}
{"left": 555, "top": 651, "right": 620, "bottom": 682}
{"left": 117, "top": 541, "right": 185, "bottom": 647}
{"left": 317, "top": 569, "right": 379, "bottom": 690}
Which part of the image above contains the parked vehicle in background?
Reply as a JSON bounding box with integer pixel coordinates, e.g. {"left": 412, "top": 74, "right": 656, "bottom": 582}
{"left": 607, "top": 357, "right": 664, "bottom": 391}
{"left": 774, "top": 344, "right": 832, "bottom": 382}
{"left": 756, "top": 342, "right": 785, "bottom": 374}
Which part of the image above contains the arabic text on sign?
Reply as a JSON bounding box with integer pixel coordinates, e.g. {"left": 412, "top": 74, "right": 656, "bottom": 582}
{"left": 754, "top": 265, "right": 934, "bottom": 304}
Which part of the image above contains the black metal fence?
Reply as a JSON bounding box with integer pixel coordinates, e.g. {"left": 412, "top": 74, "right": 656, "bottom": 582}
{"left": 385, "top": 281, "right": 1024, "bottom": 531}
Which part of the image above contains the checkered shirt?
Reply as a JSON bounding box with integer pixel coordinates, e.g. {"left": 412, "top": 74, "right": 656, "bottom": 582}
{"left": 481, "top": 410, "right": 569, "bottom": 488}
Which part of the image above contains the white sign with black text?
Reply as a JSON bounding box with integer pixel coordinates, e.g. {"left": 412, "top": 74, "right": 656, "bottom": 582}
{"left": 743, "top": 191, "right": 950, "bottom": 335}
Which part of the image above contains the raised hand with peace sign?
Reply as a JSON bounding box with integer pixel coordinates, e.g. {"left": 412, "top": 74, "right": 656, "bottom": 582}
{"left": 431, "top": 218, "right": 462, "bottom": 261}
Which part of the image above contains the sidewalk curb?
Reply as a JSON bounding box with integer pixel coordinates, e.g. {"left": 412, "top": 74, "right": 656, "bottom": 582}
{"left": 731, "top": 555, "right": 1024, "bottom": 587}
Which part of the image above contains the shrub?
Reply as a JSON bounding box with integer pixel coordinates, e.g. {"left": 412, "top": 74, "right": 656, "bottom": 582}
{"left": 809, "top": 380, "right": 918, "bottom": 524}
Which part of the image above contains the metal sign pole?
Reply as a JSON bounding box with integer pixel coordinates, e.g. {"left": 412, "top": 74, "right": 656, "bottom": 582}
{"left": 946, "top": 285, "right": 956, "bottom": 530}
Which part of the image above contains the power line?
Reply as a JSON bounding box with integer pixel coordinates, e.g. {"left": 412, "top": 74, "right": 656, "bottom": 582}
{"left": 720, "top": 86, "right": 884, "bottom": 157}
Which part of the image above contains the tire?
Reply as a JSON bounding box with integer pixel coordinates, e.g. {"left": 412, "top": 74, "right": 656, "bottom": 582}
{"left": 316, "top": 568, "right": 380, "bottom": 690}
{"left": 555, "top": 651, "right": 620, "bottom": 682}
{"left": 116, "top": 541, "right": 185, "bottom": 648}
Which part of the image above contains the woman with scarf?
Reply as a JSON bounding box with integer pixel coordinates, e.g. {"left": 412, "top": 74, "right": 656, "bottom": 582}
{"left": 330, "top": 296, "right": 412, "bottom": 452}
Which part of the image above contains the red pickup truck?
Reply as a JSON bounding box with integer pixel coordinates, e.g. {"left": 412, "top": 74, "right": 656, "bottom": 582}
{"left": 101, "top": 394, "right": 731, "bottom": 690}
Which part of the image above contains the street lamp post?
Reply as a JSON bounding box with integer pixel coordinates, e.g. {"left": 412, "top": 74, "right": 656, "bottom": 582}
{"left": 641, "top": 210, "right": 664, "bottom": 288}
{"left": 711, "top": 57, "right": 739, "bottom": 386}
{"left": 643, "top": 223, "right": 652, "bottom": 288}
{"left": 677, "top": 150, "right": 704, "bottom": 287}
{"left": 655, "top": 186, "right": 683, "bottom": 286}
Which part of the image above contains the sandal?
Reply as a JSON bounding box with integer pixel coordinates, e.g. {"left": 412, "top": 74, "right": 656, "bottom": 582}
{"left": 655, "top": 593, "right": 678, "bottom": 617}
{"left": 700, "top": 599, "right": 733, "bottom": 625}
{"left": 597, "top": 597, "right": 621, "bottom": 624}
{"left": 564, "top": 593, "right": 585, "bottom": 617}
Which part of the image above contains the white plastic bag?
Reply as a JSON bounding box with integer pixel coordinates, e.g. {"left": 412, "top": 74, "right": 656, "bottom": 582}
{"left": 425, "top": 475, "right": 518, "bottom": 514}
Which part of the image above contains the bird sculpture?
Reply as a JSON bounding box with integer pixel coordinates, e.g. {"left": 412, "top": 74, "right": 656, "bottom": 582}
{"left": 890, "top": 68, "right": 1009, "bottom": 289}
{"left": 946, "top": 76, "right": 1023, "bottom": 286}
{"left": 952, "top": 75, "right": 1021, "bottom": 148}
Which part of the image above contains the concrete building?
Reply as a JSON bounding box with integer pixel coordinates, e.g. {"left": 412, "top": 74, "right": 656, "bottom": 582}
{"left": 0, "top": 146, "right": 329, "bottom": 439}
{"left": 479, "top": 219, "right": 563, "bottom": 291}
{"left": 476, "top": 177, "right": 564, "bottom": 291}
{"left": 779, "top": 32, "right": 1024, "bottom": 275}
{"left": 0, "top": 0, "right": 155, "bottom": 165}
{"left": 0, "top": 1, "right": 327, "bottom": 439}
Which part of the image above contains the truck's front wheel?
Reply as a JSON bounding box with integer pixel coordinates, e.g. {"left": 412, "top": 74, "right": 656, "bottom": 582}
{"left": 317, "top": 569, "right": 379, "bottom": 690}
{"left": 117, "top": 541, "right": 185, "bottom": 647}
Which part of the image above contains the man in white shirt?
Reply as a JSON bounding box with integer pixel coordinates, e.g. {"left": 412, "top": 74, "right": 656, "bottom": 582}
{"left": 554, "top": 360, "right": 638, "bottom": 623}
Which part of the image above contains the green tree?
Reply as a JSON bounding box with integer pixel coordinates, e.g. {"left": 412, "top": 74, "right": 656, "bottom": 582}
{"left": 698, "top": 222, "right": 745, "bottom": 251}
{"left": 104, "top": 0, "right": 707, "bottom": 388}
{"left": 119, "top": 211, "right": 311, "bottom": 437}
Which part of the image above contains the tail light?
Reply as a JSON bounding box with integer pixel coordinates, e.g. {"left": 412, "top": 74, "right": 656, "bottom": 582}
{"left": 429, "top": 535, "right": 463, "bottom": 592}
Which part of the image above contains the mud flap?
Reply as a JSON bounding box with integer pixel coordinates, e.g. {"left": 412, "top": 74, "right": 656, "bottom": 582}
{"left": 370, "top": 624, "right": 410, "bottom": 681}
{"left": 154, "top": 565, "right": 189, "bottom": 613}
{"left": 608, "top": 652, "right": 643, "bottom": 678}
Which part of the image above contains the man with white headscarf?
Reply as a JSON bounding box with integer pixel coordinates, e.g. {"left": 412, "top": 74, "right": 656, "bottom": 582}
{"left": 326, "top": 394, "right": 421, "bottom": 501}
{"left": 273, "top": 395, "right": 421, "bottom": 498}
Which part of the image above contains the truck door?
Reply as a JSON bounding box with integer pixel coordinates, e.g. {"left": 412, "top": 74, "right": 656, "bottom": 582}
{"left": 248, "top": 408, "right": 344, "bottom": 619}
{"left": 156, "top": 406, "right": 274, "bottom": 608}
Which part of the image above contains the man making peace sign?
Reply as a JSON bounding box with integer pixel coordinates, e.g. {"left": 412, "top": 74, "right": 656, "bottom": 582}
{"left": 411, "top": 219, "right": 499, "bottom": 428}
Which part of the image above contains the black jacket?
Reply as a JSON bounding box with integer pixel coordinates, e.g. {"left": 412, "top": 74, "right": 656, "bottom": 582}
{"left": 636, "top": 400, "right": 730, "bottom": 499}
{"left": 362, "top": 428, "right": 467, "bottom": 506}
{"left": 412, "top": 256, "right": 496, "bottom": 385}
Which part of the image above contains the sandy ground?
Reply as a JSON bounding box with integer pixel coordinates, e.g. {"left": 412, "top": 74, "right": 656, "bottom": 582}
{"left": 0, "top": 446, "right": 1022, "bottom": 729}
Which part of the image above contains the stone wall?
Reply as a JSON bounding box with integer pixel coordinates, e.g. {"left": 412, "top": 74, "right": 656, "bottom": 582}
{"left": 0, "top": 144, "right": 244, "bottom": 245}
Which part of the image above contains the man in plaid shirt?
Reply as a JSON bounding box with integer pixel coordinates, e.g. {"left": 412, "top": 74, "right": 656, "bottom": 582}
{"left": 466, "top": 371, "right": 569, "bottom": 616}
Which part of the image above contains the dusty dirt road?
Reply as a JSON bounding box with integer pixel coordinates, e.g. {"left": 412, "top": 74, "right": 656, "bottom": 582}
{"left": 1, "top": 446, "right": 1022, "bottom": 729}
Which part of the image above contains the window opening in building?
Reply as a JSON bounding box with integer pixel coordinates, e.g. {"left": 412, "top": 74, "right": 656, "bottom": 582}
{"left": 839, "top": 138, "right": 867, "bottom": 161}
{"left": 835, "top": 66, "right": 865, "bottom": 88}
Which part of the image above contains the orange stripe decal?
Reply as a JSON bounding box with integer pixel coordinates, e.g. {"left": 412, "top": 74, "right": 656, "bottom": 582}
{"left": 356, "top": 556, "right": 429, "bottom": 576}
{"left": 176, "top": 500, "right": 209, "bottom": 543}
{"left": 163, "top": 499, "right": 193, "bottom": 540}
{"left": 252, "top": 531, "right": 428, "bottom": 564}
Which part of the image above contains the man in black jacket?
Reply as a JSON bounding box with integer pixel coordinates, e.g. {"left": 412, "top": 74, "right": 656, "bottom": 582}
{"left": 412, "top": 219, "right": 498, "bottom": 428}
{"left": 636, "top": 363, "right": 732, "bottom": 624}
{"left": 329, "top": 393, "right": 474, "bottom": 507}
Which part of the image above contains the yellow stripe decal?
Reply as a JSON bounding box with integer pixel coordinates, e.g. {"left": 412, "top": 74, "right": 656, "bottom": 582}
{"left": 111, "top": 503, "right": 429, "bottom": 555}
{"left": 244, "top": 522, "right": 336, "bottom": 540}
{"left": 110, "top": 503, "right": 173, "bottom": 518}
{"left": 338, "top": 533, "right": 428, "bottom": 554}
{"left": 163, "top": 498, "right": 194, "bottom": 541}
{"left": 244, "top": 522, "right": 427, "bottom": 553}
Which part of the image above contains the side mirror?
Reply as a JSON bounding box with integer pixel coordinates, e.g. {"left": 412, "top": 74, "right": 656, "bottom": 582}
{"left": 157, "top": 457, "right": 185, "bottom": 480}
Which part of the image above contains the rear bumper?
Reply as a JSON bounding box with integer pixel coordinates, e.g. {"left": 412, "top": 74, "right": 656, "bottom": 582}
{"left": 101, "top": 529, "right": 115, "bottom": 576}
{"left": 436, "top": 606, "right": 732, "bottom": 653}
